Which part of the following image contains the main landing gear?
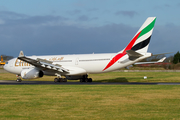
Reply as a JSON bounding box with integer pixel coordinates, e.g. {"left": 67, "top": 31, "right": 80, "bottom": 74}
{"left": 54, "top": 74, "right": 92, "bottom": 83}
{"left": 54, "top": 73, "right": 67, "bottom": 83}
{"left": 80, "top": 78, "right": 92, "bottom": 82}
{"left": 80, "top": 75, "right": 92, "bottom": 82}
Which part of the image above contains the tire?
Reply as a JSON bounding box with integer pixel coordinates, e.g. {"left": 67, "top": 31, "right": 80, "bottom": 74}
{"left": 16, "top": 79, "right": 22, "bottom": 82}
{"left": 63, "top": 78, "right": 67, "bottom": 82}
{"left": 85, "top": 78, "right": 88, "bottom": 82}
{"left": 59, "top": 78, "right": 63, "bottom": 82}
{"left": 88, "top": 78, "right": 92, "bottom": 82}
{"left": 54, "top": 78, "right": 58, "bottom": 83}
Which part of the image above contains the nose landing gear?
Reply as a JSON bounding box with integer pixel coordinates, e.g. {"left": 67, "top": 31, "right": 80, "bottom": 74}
{"left": 16, "top": 75, "right": 22, "bottom": 82}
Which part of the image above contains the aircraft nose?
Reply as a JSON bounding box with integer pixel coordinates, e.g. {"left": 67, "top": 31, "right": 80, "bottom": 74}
{"left": 3, "top": 58, "right": 20, "bottom": 74}
{"left": 3, "top": 62, "right": 8, "bottom": 71}
{"left": 3, "top": 60, "right": 11, "bottom": 72}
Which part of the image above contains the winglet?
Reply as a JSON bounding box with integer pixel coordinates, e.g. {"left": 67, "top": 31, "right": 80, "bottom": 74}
{"left": 19, "top": 51, "right": 25, "bottom": 57}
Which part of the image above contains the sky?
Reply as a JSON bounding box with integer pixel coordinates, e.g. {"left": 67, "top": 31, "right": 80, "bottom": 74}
{"left": 0, "top": 0, "right": 180, "bottom": 57}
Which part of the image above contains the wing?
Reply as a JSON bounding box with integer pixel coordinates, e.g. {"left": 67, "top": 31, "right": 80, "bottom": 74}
{"left": 18, "top": 51, "right": 69, "bottom": 73}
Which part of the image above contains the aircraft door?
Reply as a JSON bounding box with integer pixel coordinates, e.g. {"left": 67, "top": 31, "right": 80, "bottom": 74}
{"left": 75, "top": 58, "right": 79, "bottom": 65}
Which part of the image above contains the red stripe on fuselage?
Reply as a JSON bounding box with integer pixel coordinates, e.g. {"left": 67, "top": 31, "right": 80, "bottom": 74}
{"left": 103, "top": 31, "right": 141, "bottom": 71}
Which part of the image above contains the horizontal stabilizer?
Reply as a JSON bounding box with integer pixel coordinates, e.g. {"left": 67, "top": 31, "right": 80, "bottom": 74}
{"left": 126, "top": 50, "right": 143, "bottom": 60}
{"left": 135, "top": 57, "right": 166, "bottom": 65}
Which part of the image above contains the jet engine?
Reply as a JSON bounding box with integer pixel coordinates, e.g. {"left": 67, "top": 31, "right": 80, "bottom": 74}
{"left": 21, "top": 68, "right": 44, "bottom": 79}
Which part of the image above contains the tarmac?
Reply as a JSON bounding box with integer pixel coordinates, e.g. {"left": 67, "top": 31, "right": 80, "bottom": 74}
{"left": 0, "top": 80, "right": 180, "bottom": 85}
{"left": 1, "top": 69, "right": 180, "bottom": 85}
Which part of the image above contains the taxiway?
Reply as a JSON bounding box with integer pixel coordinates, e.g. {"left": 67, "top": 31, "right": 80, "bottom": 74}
{"left": 0, "top": 80, "right": 180, "bottom": 85}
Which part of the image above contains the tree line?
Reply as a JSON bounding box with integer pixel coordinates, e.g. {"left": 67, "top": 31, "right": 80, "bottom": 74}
{"left": 172, "top": 51, "right": 180, "bottom": 64}
{"left": 1, "top": 55, "right": 14, "bottom": 61}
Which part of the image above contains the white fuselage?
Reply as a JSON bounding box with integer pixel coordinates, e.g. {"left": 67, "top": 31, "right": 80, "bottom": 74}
{"left": 4, "top": 52, "right": 151, "bottom": 76}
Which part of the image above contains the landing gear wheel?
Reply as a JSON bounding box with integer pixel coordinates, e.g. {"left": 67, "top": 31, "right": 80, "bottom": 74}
{"left": 63, "top": 78, "right": 67, "bottom": 82}
{"left": 16, "top": 75, "right": 22, "bottom": 82}
{"left": 54, "top": 78, "right": 58, "bottom": 83}
{"left": 85, "top": 78, "right": 88, "bottom": 82}
{"left": 81, "top": 79, "right": 86, "bottom": 82}
{"left": 88, "top": 78, "right": 92, "bottom": 82}
{"left": 16, "top": 79, "right": 22, "bottom": 82}
{"left": 80, "top": 78, "right": 92, "bottom": 82}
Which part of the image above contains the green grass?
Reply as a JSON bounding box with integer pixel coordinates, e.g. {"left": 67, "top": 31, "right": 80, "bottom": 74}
{"left": 1, "top": 72, "right": 180, "bottom": 119}
{"left": 90, "top": 72, "right": 180, "bottom": 83}
{"left": 0, "top": 85, "right": 180, "bottom": 120}
{"left": 1, "top": 71, "right": 180, "bottom": 82}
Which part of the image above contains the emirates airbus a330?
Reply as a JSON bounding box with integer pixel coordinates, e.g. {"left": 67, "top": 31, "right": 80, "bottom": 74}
{"left": 4, "top": 17, "right": 157, "bottom": 82}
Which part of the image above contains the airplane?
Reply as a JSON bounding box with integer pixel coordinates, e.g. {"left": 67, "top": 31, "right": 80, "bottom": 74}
{"left": 4, "top": 17, "right": 156, "bottom": 82}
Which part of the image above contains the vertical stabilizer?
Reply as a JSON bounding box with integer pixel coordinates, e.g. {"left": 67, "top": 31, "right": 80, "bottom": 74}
{"left": 121, "top": 17, "right": 156, "bottom": 53}
{"left": 103, "top": 17, "right": 156, "bottom": 71}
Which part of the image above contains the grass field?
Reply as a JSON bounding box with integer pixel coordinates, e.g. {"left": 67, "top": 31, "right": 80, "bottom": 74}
{"left": 0, "top": 72, "right": 180, "bottom": 119}
{"left": 0, "top": 85, "right": 180, "bottom": 120}
{"left": 1, "top": 71, "right": 180, "bottom": 82}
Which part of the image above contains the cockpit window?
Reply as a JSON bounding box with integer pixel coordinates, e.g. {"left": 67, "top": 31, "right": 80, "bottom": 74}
{"left": 6, "top": 62, "right": 8, "bottom": 64}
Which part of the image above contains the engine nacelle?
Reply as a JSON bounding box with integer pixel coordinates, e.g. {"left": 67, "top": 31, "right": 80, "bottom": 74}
{"left": 21, "top": 68, "right": 44, "bottom": 79}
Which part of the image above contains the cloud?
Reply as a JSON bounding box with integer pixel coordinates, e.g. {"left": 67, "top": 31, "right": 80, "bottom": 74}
{"left": 177, "top": 3, "right": 180, "bottom": 7}
{"left": 0, "top": 6, "right": 8, "bottom": 11}
{"left": 77, "top": 15, "right": 89, "bottom": 21}
{"left": 164, "top": 4, "right": 171, "bottom": 7}
{"left": 0, "top": 11, "right": 28, "bottom": 20}
{"left": 0, "top": 11, "right": 179, "bottom": 58}
{"left": 0, "top": 11, "right": 70, "bottom": 27}
{"left": 67, "top": 9, "right": 81, "bottom": 15}
{"left": 0, "top": 19, "right": 5, "bottom": 24}
{"left": 87, "top": 8, "right": 99, "bottom": 12}
{"left": 76, "top": 15, "right": 98, "bottom": 23}
{"left": 154, "top": 4, "right": 172, "bottom": 10}
{"left": 115, "top": 11, "right": 138, "bottom": 18}
{"left": 0, "top": 11, "right": 137, "bottom": 56}
{"left": 72, "top": 1, "right": 85, "bottom": 7}
{"left": 149, "top": 23, "right": 180, "bottom": 54}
